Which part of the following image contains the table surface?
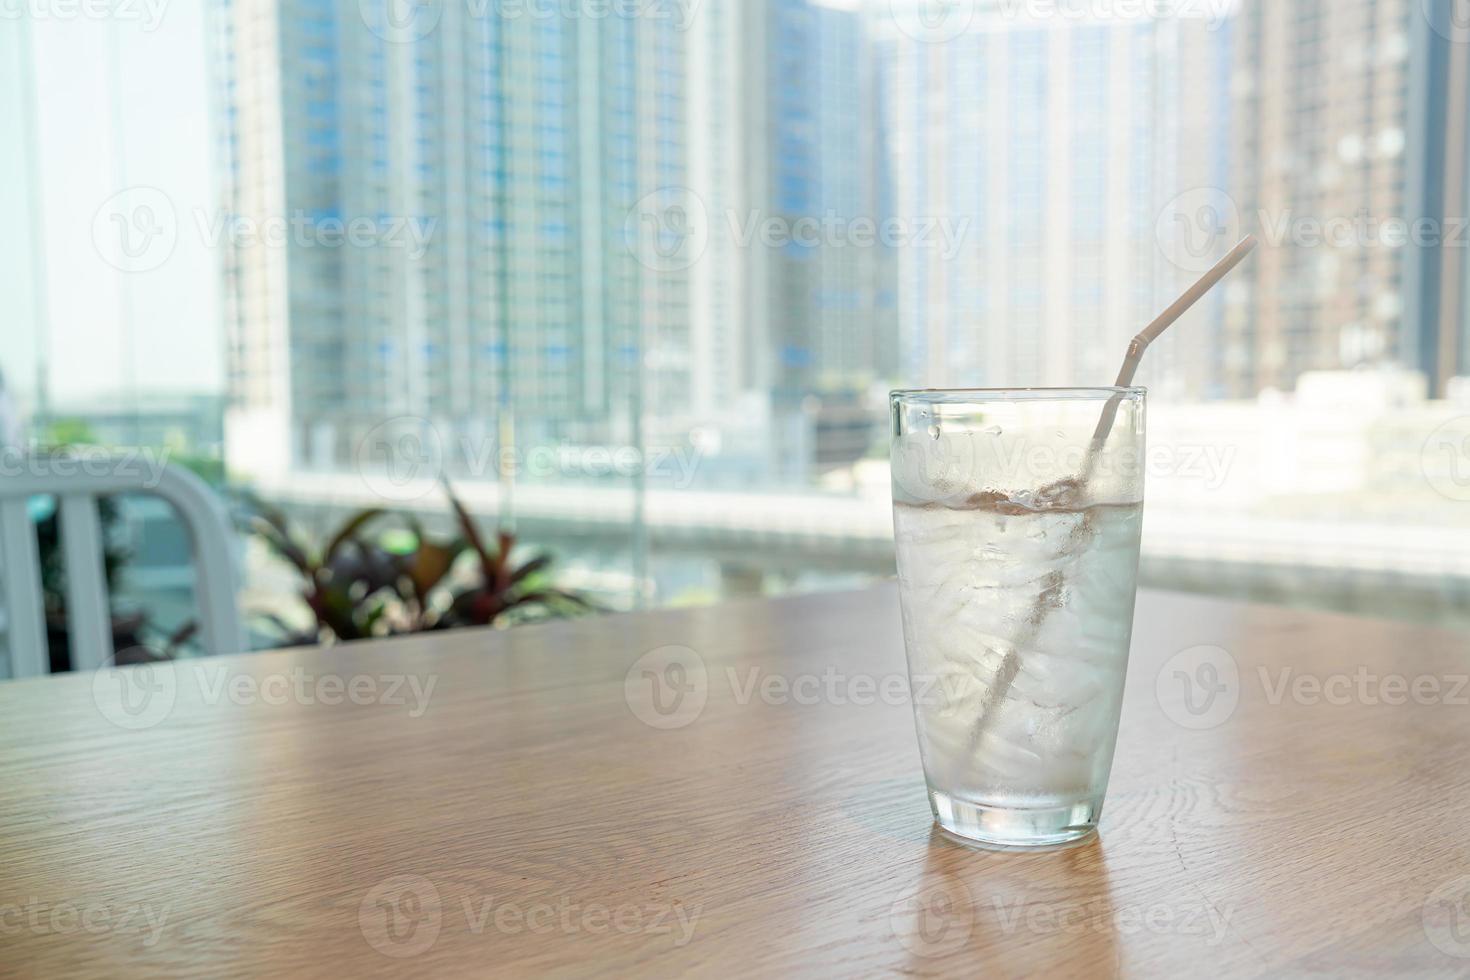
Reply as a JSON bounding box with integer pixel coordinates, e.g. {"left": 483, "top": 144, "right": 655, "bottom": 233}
{"left": 3, "top": 586, "right": 1470, "bottom": 977}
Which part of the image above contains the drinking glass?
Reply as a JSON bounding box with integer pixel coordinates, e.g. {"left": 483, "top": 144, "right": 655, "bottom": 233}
{"left": 890, "top": 387, "right": 1145, "bottom": 847}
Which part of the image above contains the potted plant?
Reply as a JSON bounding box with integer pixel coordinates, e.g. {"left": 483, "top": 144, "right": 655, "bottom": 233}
{"left": 246, "top": 480, "right": 597, "bottom": 646}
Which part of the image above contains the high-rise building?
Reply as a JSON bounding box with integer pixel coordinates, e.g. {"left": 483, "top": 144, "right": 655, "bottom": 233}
{"left": 219, "top": 0, "right": 890, "bottom": 486}
{"left": 749, "top": 0, "right": 897, "bottom": 475}
{"left": 677, "top": 0, "right": 897, "bottom": 480}
{"left": 220, "top": 0, "right": 694, "bottom": 480}
{"left": 872, "top": 8, "right": 1230, "bottom": 396}
{"left": 1224, "top": 0, "right": 1462, "bottom": 396}
{"left": 1408, "top": 0, "right": 1470, "bottom": 393}
{"left": 757, "top": 0, "right": 897, "bottom": 398}
{"left": 811, "top": 2, "right": 900, "bottom": 389}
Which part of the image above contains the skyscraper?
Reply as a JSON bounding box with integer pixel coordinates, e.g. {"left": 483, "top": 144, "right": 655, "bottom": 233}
{"left": 1224, "top": 0, "right": 1460, "bottom": 396}
{"left": 219, "top": 0, "right": 890, "bottom": 486}
{"left": 748, "top": 0, "right": 897, "bottom": 475}
{"left": 1408, "top": 0, "right": 1470, "bottom": 393}
{"left": 220, "top": 0, "right": 694, "bottom": 480}
{"left": 873, "top": 8, "right": 1224, "bottom": 395}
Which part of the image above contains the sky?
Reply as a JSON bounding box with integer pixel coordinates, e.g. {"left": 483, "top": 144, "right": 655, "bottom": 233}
{"left": 0, "top": 6, "right": 222, "bottom": 414}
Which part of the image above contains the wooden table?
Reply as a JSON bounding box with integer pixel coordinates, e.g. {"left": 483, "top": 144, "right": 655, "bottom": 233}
{"left": 3, "top": 586, "right": 1469, "bottom": 977}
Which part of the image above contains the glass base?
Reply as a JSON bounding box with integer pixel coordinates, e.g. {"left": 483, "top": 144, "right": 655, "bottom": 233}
{"left": 930, "top": 790, "right": 1102, "bottom": 849}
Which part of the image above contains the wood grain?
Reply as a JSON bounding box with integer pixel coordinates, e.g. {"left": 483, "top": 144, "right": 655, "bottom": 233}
{"left": 2, "top": 586, "right": 1469, "bottom": 978}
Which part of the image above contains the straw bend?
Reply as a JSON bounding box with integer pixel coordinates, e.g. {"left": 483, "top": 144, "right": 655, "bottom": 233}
{"left": 1111, "top": 234, "right": 1257, "bottom": 390}
{"left": 1087, "top": 234, "right": 1259, "bottom": 456}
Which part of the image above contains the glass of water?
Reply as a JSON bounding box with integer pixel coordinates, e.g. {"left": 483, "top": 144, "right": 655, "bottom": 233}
{"left": 890, "top": 388, "right": 1145, "bottom": 847}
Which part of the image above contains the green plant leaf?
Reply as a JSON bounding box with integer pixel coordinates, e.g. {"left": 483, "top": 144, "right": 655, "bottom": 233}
{"left": 325, "top": 509, "right": 386, "bottom": 563}
{"left": 508, "top": 553, "right": 553, "bottom": 588}
{"left": 251, "top": 515, "right": 314, "bottom": 576}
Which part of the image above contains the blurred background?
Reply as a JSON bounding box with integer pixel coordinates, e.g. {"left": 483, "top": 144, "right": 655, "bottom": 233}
{"left": 3, "top": 0, "right": 1470, "bottom": 658}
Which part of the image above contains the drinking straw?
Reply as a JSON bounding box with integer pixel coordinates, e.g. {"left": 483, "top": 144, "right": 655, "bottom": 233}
{"left": 1082, "top": 236, "right": 1258, "bottom": 476}
{"left": 967, "top": 235, "right": 1258, "bottom": 751}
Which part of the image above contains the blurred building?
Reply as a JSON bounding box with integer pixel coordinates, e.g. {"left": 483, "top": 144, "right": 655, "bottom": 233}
{"left": 33, "top": 393, "right": 224, "bottom": 456}
{"left": 727, "top": 0, "right": 897, "bottom": 479}
{"left": 872, "top": 7, "right": 1232, "bottom": 395}
{"left": 1410, "top": 0, "right": 1470, "bottom": 393}
{"left": 760, "top": 1, "right": 897, "bottom": 397}
{"left": 218, "top": 0, "right": 694, "bottom": 480}
{"left": 1225, "top": 0, "right": 1470, "bottom": 396}
{"left": 217, "top": 0, "right": 891, "bottom": 487}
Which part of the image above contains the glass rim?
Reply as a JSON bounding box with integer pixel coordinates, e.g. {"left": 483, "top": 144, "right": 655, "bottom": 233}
{"left": 890, "top": 385, "right": 1146, "bottom": 403}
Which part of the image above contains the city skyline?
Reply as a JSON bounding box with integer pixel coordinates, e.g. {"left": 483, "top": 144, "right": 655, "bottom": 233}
{"left": 7, "top": 0, "right": 1470, "bottom": 616}
{"left": 5, "top": 0, "right": 1470, "bottom": 450}
{"left": 219, "top": 0, "right": 904, "bottom": 486}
